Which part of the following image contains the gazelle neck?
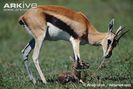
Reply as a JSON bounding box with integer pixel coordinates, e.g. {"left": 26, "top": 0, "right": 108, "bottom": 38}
{"left": 87, "top": 24, "right": 107, "bottom": 46}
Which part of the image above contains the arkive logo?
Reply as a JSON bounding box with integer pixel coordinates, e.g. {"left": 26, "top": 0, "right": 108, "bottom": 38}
{"left": 3, "top": 1, "right": 37, "bottom": 11}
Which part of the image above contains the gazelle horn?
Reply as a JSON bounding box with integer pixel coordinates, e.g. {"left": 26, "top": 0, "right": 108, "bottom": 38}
{"left": 115, "top": 26, "right": 128, "bottom": 41}
{"left": 115, "top": 26, "right": 125, "bottom": 35}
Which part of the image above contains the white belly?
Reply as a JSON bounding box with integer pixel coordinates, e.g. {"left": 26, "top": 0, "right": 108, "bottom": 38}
{"left": 45, "top": 22, "right": 71, "bottom": 41}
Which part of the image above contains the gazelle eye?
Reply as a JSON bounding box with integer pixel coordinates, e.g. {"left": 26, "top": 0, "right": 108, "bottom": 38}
{"left": 108, "top": 39, "right": 111, "bottom": 44}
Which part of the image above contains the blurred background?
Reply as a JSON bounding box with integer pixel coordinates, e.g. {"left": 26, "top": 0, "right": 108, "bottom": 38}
{"left": 0, "top": 0, "right": 133, "bottom": 89}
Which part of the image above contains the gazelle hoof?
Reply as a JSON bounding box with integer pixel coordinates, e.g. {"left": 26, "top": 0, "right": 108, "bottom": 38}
{"left": 37, "top": 78, "right": 47, "bottom": 84}
{"left": 32, "top": 77, "right": 36, "bottom": 84}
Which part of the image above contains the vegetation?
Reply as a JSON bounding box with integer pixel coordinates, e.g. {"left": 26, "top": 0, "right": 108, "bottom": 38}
{"left": 0, "top": 0, "right": 132, "bottom": 89}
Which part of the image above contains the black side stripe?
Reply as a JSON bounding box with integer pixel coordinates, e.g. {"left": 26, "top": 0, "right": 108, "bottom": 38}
{"left": 45, "top": 13, "right": 78, "bottom": 38}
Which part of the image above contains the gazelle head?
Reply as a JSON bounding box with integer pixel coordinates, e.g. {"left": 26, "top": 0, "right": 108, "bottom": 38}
{"left": 101, "top": 19, "right": 128, "bottom": 58}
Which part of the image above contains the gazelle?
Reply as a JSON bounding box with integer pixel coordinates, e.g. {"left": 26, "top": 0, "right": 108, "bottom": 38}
{"left": 58, "top": 59, "right": 89, "bottom": 84}
{"left": 19, "top": 5, "right": 128, "bottom": 84}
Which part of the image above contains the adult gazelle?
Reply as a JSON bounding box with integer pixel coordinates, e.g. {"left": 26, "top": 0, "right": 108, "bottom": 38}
{"left": 19, "top": 5, "right": 128, "bottom": 84}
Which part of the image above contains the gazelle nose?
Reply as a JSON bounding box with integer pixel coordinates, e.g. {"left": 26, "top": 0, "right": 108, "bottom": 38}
{"left": 105, "top": 52, "right": 112, "bottom": 58}
{"left": 105, "top": 55, "right": 110, "bottom": 58}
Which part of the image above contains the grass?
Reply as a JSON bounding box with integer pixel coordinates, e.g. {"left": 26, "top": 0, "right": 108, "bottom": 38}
{"left": 0, "top": 0, "right": 133, "bottom": 89}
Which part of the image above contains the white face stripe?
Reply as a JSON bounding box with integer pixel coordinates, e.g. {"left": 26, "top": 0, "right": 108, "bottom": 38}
{"left": 45, "top": 22, "right": 71, "bottom": 41}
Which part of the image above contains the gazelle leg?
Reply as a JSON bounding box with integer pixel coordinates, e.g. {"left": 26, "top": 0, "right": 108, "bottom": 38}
{"left": 21, "top": 39, "right": 36, "bottom": 84}
{"left": 22, "top": 39, "right": 35, "bottom": 60}
{"left": 32, "top": 33, "right": 47, "bottom": 84}
{"left": 70, "top": 37, "right": 80, "bottom": 61}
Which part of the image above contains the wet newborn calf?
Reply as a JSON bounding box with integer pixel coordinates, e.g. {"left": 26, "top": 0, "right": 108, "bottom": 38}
{"left": 58, "top": 60, "right": 89, "bottom": 84}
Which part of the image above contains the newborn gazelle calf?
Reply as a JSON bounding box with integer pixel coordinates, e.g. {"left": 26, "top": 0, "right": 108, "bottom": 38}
{"left": 58, "top": 60, "right": 89, "bottom": 84}
{"left": 19, "top": 5, "right": 128, "bottom": 84}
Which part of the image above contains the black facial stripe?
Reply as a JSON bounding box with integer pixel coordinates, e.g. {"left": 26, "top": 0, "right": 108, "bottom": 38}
{"left": 107, "top": 39, "right": 117, "bottom": 50}
{"left": 112, "top": 40, "right": 117, "bottom": 47}
{"left": 107, "top": 39, "right": 111, "bottom": 49}
{"left": 45, "top": 13, "right": 78, "bottom": 38}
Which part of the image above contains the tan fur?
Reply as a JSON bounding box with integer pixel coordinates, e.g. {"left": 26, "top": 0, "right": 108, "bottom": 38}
{"left": 19, "top": 5, "right": 97, "bottom": 40}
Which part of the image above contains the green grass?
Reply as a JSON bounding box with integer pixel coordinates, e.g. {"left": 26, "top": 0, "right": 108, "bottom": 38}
{"left": 0, "top": 0, "right": 133, "bottom": 89}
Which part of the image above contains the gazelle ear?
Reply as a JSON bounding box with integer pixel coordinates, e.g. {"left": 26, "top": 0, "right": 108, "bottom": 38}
{"left": 108, "top": 18, "right": 115, "bottom": 32}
